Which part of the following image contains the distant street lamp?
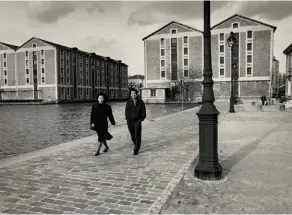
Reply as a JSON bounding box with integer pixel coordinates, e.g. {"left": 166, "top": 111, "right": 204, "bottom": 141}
{"left": 194, "top": 0, "right": 222, "bottom": 180}
{"left": 180, "top": 79, "right": 184, "bottom": 110}
{"left": 227, "top": 31, "right": 237, "bottom": 113}
{"left": 170, "top": 82, "right": 175, "bottom": 100}
{"left": 129, "top": 82, "right": 133, "bottom": 88}
{"left": 287, "top": 69, "right": 292, "bottom": 81}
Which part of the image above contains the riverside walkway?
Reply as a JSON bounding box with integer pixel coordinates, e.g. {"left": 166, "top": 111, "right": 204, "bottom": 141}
{"left": 0, "top": 102, "right": 291, "bottom": 214}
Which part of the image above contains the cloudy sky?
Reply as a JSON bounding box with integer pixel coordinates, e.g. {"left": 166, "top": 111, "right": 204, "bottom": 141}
{"left": 0, "top": 1, "right": 291, "bottom": 75}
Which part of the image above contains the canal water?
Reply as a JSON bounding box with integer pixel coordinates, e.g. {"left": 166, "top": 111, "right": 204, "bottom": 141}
{"left": 0, "top": 102, "right": 198, "bottom": 159}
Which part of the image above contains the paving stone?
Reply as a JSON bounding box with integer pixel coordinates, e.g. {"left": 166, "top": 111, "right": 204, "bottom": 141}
{"left": 93, "top": 206, "right": 109, "bottom": 213}
{"left": 42, "top": 203, "right": 60, "bottom": 210}
{"left": 16, "top": 199, "right": 34, "bottom": 205}
{"left": 14, "top": 210, "right": 32, "bottom": 214}
{"left": 1, "top": 187, "right": 17, "bottom": 193}
{"left": 30, "top": 202, "right": 45, "bottom": 207}
{"left": 125, "top": 198, "right": 140, "bottom": 203}
{"left": 71, "top": 198, "right": 88, "bottom": 204}
{"left": 124, "top": 193, "right": 140, "bottom": 199}
{"left": 113, "top": 195, "right": 126, "bottom": 200}
{"left": 2, "top": 208, "right": 18, "bottom": 213}
{"left": 107, "top": 209, "right": 124, "bottom": 214}
{"left": 112, "top": 191, "right": 125, "bottom": 196}
{"left": 52, "top": 199, "right": 68, "bottom": 205}
{"left": 40, "top": 198, "right": 55, "bottom": 203}
{"left": 124, "top": 189, "right": 136, "bottom": 194}
{"left": 118, "top": 200, "right": 132, "bottom": 206}
{"left": 59, "top": 206, "right": 76, "bottom": 212}
{"left": 117, "top": 205, "right": 135, "bottom": 212}
{"left": 41, "top": 208, "right": 63, "bottom": 214}
{"left": 75, "top": 208, "right": 96, "bottom": 214}
{"left": 86, "top": 191, "right": 100, "bottom": 197}
{"left": 140, "top": 200, "right": 154, "bottom": 204}
{"left": 0, "top": 201, "right": 6, "bottom": 207}
{"left": 134, "top": 187, "right": 147, "bottom": 191}
{"left": 103, "top": 203, "right": 119, "bottom": 209}
{"left": 131, "top": 202, "right": 151, "bottom": 209}
{"left": 15, "top": 204, "right": 31, "bottom": 210}
{"left": 2, "top": 202, "right": 19, "bottom": 209}
{"left": 138, "top": 195, "right": 158, "bottom": 201}
{"left": 135, "top": 191, "right": 149, "bottom": 195}
{"left": 74, "top": 203, "right": 88, "bottom": 209}
{"left": 87, "top": 200, "right": 104, "bottom": 207}
{"left": 4, "top": 198, "right": 21, "bottom": 203}
{"left": 0, "top": 196, "right": 8, "bottom": 201}
{"left": 28, "top": 207, "right": 44, "bottom": 212}
{"left": 134, "top": 208, "right": 148, "bottom": 213}
{"left": 105, "top": 198, "right": 119, "bottom": 204}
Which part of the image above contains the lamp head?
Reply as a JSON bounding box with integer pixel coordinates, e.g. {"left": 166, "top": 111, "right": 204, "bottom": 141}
{"left": 227, "top": 31, "right": 236, "bottom": 47}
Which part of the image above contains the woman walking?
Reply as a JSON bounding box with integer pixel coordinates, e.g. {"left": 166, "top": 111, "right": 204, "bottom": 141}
{"left": 90, "top": 93, "right": 116, "bottom": 156}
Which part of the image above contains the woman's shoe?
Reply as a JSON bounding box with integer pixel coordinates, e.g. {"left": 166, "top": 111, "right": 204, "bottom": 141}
{"left": 94, "top": 151, "right": 100, "bottom": 156}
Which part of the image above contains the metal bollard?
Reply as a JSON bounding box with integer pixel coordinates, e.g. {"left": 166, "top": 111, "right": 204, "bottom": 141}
{"left": 279, "top": 104, "right": 285, "bottom": 111}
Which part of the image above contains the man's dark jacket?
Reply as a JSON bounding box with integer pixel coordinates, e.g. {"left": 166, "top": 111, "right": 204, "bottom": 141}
{"left": 125, "top": 98, "right": 146, "bottom": 122}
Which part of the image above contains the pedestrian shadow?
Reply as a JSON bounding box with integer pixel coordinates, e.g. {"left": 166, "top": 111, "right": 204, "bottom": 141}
{"left": 221, "top": 123, "right": 282, "bottom": 176}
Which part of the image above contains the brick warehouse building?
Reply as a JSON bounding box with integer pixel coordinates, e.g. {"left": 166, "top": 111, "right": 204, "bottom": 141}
{"left": 0, "top": 37, "right": 128, "bottom": 103}
{"left": 141, "top": 14, "right": 277, "bottom": 103}
{"left": 283, "top": 43, "right": 292, "bottom": 99}
{"left": 271, "top": 56, "right": 280, "bottom": 94}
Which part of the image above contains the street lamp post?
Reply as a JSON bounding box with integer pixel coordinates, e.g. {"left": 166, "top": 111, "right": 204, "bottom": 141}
{"left": 227, "top": 32, "right": 236, "bottom": 113}
{"left": 180, "top": 80, "right": 184, "bottom": 110}
{"left": 194, "top": 0, "right": 222, "bottom": 180}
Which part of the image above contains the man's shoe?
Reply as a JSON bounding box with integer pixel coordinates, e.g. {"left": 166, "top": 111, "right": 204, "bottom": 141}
{"left": 133, "top": 151, "right": 138, "bottom": 155}
{"left": 94, "top": 152, "right": 100, "bottom": 156}
{"left": 103, "top": 147, "right": 109, "bottom": 152}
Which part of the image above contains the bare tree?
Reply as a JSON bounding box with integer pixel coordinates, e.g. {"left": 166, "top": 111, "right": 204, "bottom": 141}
{"left": 162, "top": 64, "right": 202, "bottom": 101}
{"left": 177, "top": 66, "right": 203, "bottom": 101}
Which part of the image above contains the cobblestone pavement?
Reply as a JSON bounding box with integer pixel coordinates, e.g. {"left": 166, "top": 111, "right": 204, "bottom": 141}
{"left": 1, "top": 102, "right": 287, "bottom": 214}
{"left": 161, "top": 102, "right": 292, "bottom": 214}
{"left": 0, "top": 105, "right": 227, "bottom": 214}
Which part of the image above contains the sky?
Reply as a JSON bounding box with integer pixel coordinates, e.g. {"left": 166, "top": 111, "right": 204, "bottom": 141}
{"left": 0, "top": 1, "right": 291, "bottom": 76}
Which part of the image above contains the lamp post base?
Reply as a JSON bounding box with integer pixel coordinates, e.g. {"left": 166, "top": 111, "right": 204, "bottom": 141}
{"left": 195, "top": 103, "right": 223, "bottom": 181}
{"left": 195, "top": 163, "right": 223, "bottom": 180}
{"left": 229, "top": 97, "right": 235, "bottom": 113}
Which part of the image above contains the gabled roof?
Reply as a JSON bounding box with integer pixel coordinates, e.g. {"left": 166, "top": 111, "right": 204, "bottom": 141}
{"left": 0, "top": 42, "right": 18, "bottom": 50}
{"left": 211, "top": 14, "right": 277, "bottom": 32}
{"left": 142, "top": 21, "right": 203, "bottom": 41}
{"left": 283, "top": 43, "right": 292, "bottom": 55}
{"left": 16, "top": 37, "right": 69, "bottom": 51}
{"left": 129, "top": 75, "right": 144, "bottom": 79}
{"left": 14, "top": 37, "right": 126, "bottom": 63}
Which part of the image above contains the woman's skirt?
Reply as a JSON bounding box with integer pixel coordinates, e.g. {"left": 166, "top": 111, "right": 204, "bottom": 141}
{"left": 95, "top": 127, "right": 113, "bottom": 142}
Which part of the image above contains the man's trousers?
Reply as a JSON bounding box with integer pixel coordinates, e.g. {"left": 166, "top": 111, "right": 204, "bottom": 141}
{"left": 127, "top": 120, "right": 142, "bottom": 154}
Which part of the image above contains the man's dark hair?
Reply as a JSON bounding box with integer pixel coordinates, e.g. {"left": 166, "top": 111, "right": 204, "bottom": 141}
{"left": 96, "top": 92, "right": 108, "bottom": 102}
{"left": 129, "top": 88, "right": 138, "bottom": 94}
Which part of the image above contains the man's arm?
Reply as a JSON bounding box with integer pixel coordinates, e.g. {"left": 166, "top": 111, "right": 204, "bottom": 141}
{"left": 140, "top": 100, "right": 146, "bottom": 121}
{"left": 125, "top": 100, "right": 129, "bottom": 120}
{"left": 90, "top": 105, "right": 95, "bottom": 128}
{"left": 108, "top": 105, "right": 116, "bottom": 125}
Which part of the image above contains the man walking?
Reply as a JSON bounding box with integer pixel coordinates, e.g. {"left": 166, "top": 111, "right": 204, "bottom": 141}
{"left": 125, "top": 88, "right": 146, "bottom": 155}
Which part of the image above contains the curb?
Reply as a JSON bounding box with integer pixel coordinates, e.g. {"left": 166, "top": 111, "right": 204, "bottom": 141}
{"left": 147, "top": 111, "right": 228, "bottom": 214}
{"left": 0, "top": 105, "right": 201, "bottom": 169}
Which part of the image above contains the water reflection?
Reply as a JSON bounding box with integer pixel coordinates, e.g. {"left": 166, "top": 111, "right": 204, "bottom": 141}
{"left": 0, "top": 102, "right": 197, "bottom": 159}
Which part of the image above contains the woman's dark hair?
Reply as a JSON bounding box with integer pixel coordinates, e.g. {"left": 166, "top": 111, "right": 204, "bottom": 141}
{"left": 96, "top": 92, "right": 108, "bottom": 102}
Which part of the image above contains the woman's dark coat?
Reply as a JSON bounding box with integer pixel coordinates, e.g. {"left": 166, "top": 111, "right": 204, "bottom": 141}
{"left": 90, "top": 103, "right": 116, "bottom": 141}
